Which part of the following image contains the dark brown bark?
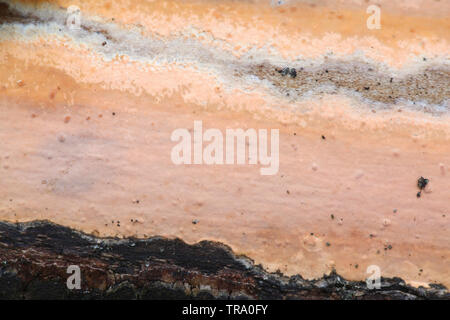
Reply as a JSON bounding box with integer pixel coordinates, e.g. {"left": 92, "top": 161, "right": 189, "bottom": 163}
{"left": 0, "top": 220, "right": 448, "bottom": 300}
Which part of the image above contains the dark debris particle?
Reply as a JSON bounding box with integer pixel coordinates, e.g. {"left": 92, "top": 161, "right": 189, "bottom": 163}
{"left": 417, "top": 191, "right": 422, "bottom": 198}
{"left": 364, "top": 87, "right": 370, "bottom": 90}
{"left": 321, "top": 135, "right": 326, "bottom": 140}
{"left": 289, "top": 68, "right": 297, "bottom": 78}
{"left": 326, "top": 242, "right": 331, "bottom": 247}
{"left": 192, "top": 219, "right": 199, "bottom": 225}
{"left": 330, "top": 214, "right": 335, "bottom": 220}
{"left": 277, "top": 67, "right": 297, "bottom": 78}
{"left": 417, "top": 176, "right": 429, "bottom": 190}
{"left": 277, "top": 67, "right": 290, "bottom": 76}
{"left": 102, "top": 41, "right": 107, "bottom": 46}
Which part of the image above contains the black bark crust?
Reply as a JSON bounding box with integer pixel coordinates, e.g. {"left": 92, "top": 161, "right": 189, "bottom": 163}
{"left": 0, "top": 220, "right": 448, "bottom": 300}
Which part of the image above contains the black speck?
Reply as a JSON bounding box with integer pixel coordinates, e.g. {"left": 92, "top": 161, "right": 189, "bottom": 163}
{"left": 321, "top": 135, "right": 326, "bottom": 140}
{"left": 289, "top": 68, "right": 297, "bottom": 78}
{"left": 278, "top": 67, "right": 290, "bottom": 76}
{"left": 417, "top": 176, "right": 429, "bottom": 190}
{"left": 364, "top": 87, "right": 370, "bottom": 90}
{"left": 102, "top": 41, "right": 107, "bottom": 46}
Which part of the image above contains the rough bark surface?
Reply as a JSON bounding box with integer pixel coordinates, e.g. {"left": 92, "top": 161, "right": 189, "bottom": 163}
{"left": 0, "top": 220, "right": 448, "bottom": 300}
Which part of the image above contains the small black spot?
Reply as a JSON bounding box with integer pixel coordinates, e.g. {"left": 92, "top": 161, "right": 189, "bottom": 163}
{"left": 417, "top": 191, "right": 421, "bottom": 198}
{"left": 326, "top": 242, "right": 331, "bottom": 247}
{"left": 102, "top": 41, "right": 107, "bottom": 46}
{"left": 364, "top": 87, "right": 370, "bottom": 90}
{"left": 417, "top": 176, "right": 429, "bottom": 190}
{"left": 278, "top": 67, "right": 290, "bottom": 76}
{"left": 330, "top": 214, "right": 335, "bottom": 220}
{"left": 289, "top": 68, "right": 297, "bottom": 78}
{"left": 112, "top": 112, "right": 116, "bottom": 116}
{"left": 286, "top": 190, "right": 290, "bottom": 195}
{"left": 321, "top": 135, "right": 326, "bottom": 140}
